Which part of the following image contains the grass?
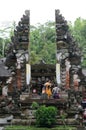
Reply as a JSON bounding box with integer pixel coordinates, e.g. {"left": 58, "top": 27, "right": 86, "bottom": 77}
{"left": 5, "top": 125, "right": 77, "bottom": 130}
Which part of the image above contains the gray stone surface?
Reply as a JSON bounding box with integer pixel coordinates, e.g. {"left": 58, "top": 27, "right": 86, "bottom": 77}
{"left": 0, "top": 127, "right": 4, "bottom": 130}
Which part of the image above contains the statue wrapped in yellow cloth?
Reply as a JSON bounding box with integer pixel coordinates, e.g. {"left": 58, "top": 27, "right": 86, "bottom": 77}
{"left": 44, "top": 80, "right": 52, "bottom": 99}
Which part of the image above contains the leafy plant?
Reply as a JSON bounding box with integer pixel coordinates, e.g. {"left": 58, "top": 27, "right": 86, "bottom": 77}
{"left": 35, "top": 105, "right": 57, "bottom": 127}
{"left": 60, "top": 109, "right": 67, "bottom": 127}
{"left": 31, "top": 101, "right": 39, "bottom": 109}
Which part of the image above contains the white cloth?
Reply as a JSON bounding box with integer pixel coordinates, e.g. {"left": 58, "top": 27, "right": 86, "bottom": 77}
{"left": 52, "top": 87, "right": 60, "bottom": 94}
{"left": 2, "top": 86, "right": 8, "bottom": 96}
{"left": 65, "top": 59, "right": 71, "bottom": 71}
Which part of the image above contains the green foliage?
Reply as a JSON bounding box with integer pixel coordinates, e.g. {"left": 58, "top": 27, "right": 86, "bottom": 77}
{"left": 35, "top": 105, "right": 57, "bottom": 127}
{"left": 69, "top": 18, "right": 86, "bottom": 67}
{"left": 0, "top": 21, "right": 16, "bottom": 57}
{"left": 1, "top": 19, "right": 86, "bottom": 66}
{"left": 30, "top": 21, "right": 56, "bottom": 64}
{"left": 5, "top": 125, "right": 77, "bottom": 130}
{"left": 60, "top": 111, "right": 67, "bottom": 127}
{"left": 30, "top": 19, "right": 86, "bottom": 66}
{"left": 31, "top": 101, "right": 39, "bottom": 109}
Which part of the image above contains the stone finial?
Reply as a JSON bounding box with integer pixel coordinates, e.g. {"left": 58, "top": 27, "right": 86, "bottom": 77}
{"left": 25, "top": 10, "right": 30, "bottom": 16}
{"left": 55, "top": 9, "right": 60, "bottom": 14}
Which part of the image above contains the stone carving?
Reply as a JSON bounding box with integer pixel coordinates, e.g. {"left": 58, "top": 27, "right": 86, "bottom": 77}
{"left": 55, "top": 9, "right": 85, "bottom": 91}
{"left": 5, "top": 10, "right": 30, "bottom": 94}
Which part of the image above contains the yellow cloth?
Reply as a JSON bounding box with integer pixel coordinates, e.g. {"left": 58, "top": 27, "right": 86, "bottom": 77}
{"left": 45, "top": 86, "right": 52, "bottom": 98}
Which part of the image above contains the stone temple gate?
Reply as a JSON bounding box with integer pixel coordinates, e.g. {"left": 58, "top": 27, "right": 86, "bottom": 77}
{"left": 1, "top": 10, "right": 86, "bottom": 126}
{"left": 1, "top": 10, "right": 86, "bottom": 97}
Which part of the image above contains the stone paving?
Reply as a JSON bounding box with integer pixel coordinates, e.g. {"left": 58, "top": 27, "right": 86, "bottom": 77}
{"left": 0, "top": 127, "right": 4, "bottom": 130}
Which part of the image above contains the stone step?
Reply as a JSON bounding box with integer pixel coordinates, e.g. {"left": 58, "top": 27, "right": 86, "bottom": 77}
{"left": 0, "top": 127, "right": 4, "bottom": 130}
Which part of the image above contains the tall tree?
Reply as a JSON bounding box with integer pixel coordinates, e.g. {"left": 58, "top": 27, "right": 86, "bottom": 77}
{"left": 69, "top": 18, "right": 86, "bottom": 67}
{"left": 30, "top": 21, "right": 56, "bottom": 64}
{"left": 0, "top": 21, "right": 16, "bottom": 57}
